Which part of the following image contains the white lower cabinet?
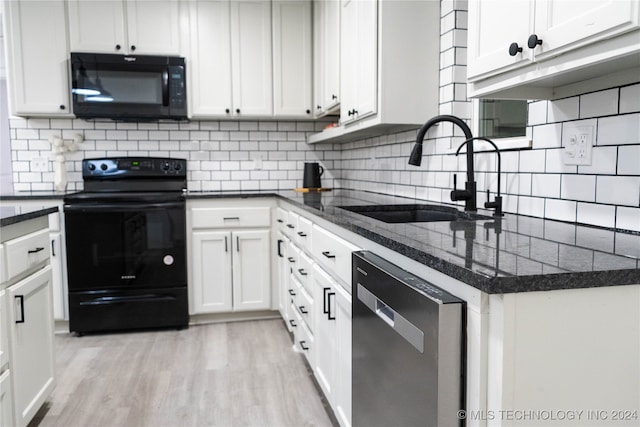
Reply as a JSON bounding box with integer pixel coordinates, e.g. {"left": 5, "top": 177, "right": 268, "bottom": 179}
{"left": 334, "top": 282, "right": 352, "bottom": 427}
{"left": 0, "top": 369, "right": 13, "bottom": 427}
{"left": 7, "top": 266, "right": 55, "bottom": 427}
{"left": 313, "top": 262, "right": 352, "bottom": 427}
{"left": 275, "top": 231, "right": 291, "bottom": 327}
{"left": 191, "top": 229, "right": 271, "bottom": 313}
{"left": 313, "top": 264, "right": 337, "bottom": 402}
{"left": 0, "top": 289, "right": 13, "bottom": 427}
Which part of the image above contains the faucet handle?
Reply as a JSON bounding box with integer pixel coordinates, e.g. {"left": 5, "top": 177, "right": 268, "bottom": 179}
{"left": 484, "top": 189, "right": 504, "bottom": 217}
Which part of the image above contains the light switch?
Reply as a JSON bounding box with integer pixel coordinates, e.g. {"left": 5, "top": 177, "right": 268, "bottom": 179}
{"left": 563, "top": 126, "right": 593, "bottom": 165}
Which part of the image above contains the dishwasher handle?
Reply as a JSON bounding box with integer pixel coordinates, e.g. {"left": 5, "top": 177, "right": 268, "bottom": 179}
{"left": 357, "top": 283, "right": 425, "bottom": 353}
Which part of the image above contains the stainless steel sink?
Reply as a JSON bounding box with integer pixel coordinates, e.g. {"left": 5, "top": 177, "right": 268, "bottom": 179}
{"left": 338, "top": 204, "right": 492, "bottom": 223}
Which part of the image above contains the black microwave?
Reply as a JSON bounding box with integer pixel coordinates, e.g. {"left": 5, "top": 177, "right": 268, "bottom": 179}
{"left": 70, "top": 52, "right": 187, "bottom": 121}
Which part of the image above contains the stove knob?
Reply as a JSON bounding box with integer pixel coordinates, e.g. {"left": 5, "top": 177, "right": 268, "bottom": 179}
{"left": 88, "top": 163, "right": 96, "bottom": 171}
{"left": 174, "top": 162, "right": 182, "bottom": 171}
{"left": 162, "top": 161, "right": 171, "bottom": 171}
{"left": 100, "top": 163, "right": 108, "bottom": 171}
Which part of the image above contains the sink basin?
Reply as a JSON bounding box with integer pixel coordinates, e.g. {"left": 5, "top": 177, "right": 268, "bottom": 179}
{"left": 338, "top": 204, "right": 492, "bottom": 223}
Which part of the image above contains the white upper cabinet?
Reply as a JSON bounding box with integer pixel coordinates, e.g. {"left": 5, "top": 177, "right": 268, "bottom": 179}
{"left": 189, "top": 0, "right": 272, "bottom": 118}
{"left": 188, "top": 0, "right": 233, "bottom": 117}
{"left": 230, "top": 0, "right": 273, "bottom": 117}
{"left": 309, "top": 0, "right": 440, "bottom": 144}
{"left": 68, "top": 0, "right": 182, "bottom": 55}
{"left": 339, "top": 0, "right": 376, "bottom": 125}
{"left": 273, "top": 0, "right": 313, "bottom": 118}
{"left": 3, "top": 0, "right": 71, "bottom": 116}
{"left": 467, "top": 0, "right": 640, "bottom": 99}
{"left": 314, "top": 0, "right": 341, "bottom": 116}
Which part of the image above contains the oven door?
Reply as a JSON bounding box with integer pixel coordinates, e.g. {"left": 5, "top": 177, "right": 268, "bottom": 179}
{"left": 64, "top": 200, "right": 186, "bottom": 292}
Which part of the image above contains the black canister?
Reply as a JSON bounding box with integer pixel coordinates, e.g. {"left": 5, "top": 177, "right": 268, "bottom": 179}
{"left": 302, "top": 162, "right": 324, "bottom": 188}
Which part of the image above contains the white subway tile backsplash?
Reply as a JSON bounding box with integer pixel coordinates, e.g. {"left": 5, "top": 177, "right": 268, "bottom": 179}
{"left": 576, "top": 203, "right": 615, "bottom": 229}
{"left": 548, "top": 96, "right": 579, "bottom": 123}
{"left": 518, "top": 195, "right": 545, "bottom": 217}
{"left": 617, "top": 145, "right": 640, "bottom": 175}
{"left": 596, "top": 176, "right": 640, "bottom": 206}
{"left": 597, "top": 113, "right": 640, "bottom": 146}
{"left": 579, "top": 89, "right": 618, "bottom": 118}
{"left": 616, "top": 206, "right": 640, "bottom": 232}
{"left": 528, "top": 101, "right": 548, "bottom": 126}
{"left": 518, "top": 149, "right": 546, "bottom": 173}
{"left": 577, "top": 146, "right": 617, "bottom": 175}
{"left": 532, "top": 173, "right": 561, "bottom": 198}
{"left": 545, "top": 199, "right": 577, "bottom": 222}
{"left": 620, "top": 84, "right": 640, "bottom": 114}
{"left": 561, "top": 174, "right": 596, "bottom": 202}
{"left": 532, "top": 123, "right": 561, "bottom": 149}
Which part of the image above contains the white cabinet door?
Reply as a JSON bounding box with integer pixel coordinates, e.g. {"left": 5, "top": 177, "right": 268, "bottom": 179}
{"left": 534, "top": 0, "right": 640, "bottom": 60}
{"left": 232, "top": 230, "right": 271, "bottom": 311}
{"left": 340, "top": 0, "right": 377, "bottom": 125}
{"left": 188, "top": 0, "right": 234, "bottom": 117}
{"left": 8, "top": 266, "right": 55, "bottom": 427}
{"left": 0, "top": 370, "right": 14, "bottom": 427}
{"left": 276, "top": 232, "right": 291, "bottom": 324}
{"left": 313, "top": 264, "right": 337, "bottom": 405}
{"left": 0, "top": 290, "right": 8, "bottom": 370}
{"left": 50, "top": 232, "right": 66, "bottom": 321}
{"left": 68, "top": 0, "right": 181, "bottom": 55}
{"left": 4, "top": 0, "right": 70, "bottom": 116}
{"left": 68, "top": 0, "right": 126, "bottom": 53}
{"left": 466, "top": 0, "right": 535, "bottom": 80}
{"left": 334, "top": 284, "right": 352, "bottom": 427}
{"left": 321, "top": 0, "right": 341, "bottom": 112}
{"left": 125, "top": 0, "right": 182, "bottom": 55}
{"left": 230, "top": 0, "right": 273, "bottom": 117}
{"left": 191, "top": 231, "right": 233, "bottom": 314}
{"left": 272, "top": 0, "right": 312, "bottom": 118}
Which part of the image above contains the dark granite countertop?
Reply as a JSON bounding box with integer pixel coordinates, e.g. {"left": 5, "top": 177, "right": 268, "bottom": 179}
{"left": 189, "top": 189, "right": 640, "bottom": 294}
{"left": 3, "top": 188, "right": 638, "bottom": 294}
{"left": 0, "top": 190, "right": 72, "bottom": 200}
{"left": 0, "top": 205, "right": 59, "bottom": 227}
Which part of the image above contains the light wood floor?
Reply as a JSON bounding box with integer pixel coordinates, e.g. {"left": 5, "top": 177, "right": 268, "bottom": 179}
{"left": 29, "top": 319, "right": 335, "bottom": 427}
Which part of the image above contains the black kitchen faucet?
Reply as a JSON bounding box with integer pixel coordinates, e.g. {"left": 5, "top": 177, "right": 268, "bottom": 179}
{"left": 409, "top": 114, "right": 478, "bottom": 212}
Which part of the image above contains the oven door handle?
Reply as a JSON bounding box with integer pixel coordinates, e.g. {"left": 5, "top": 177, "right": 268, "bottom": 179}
{"left": 79, "top": 294, "right": 178, "bottom": 305}
{"left": 64, "top": 201, "right": 185, "bottom": 212}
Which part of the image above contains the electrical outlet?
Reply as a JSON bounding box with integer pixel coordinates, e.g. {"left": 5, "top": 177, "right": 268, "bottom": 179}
{"left": 31, "top": 157, "right": 49, "bottom": 172}
{"left": 563, "top": 126, "right": 593, "bottom": 165}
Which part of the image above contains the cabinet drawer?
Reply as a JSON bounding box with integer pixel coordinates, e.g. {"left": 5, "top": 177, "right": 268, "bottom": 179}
{"left": 191, "top": 207, "right": 271, "bottom": 228}
{"left": 285, "top": 212, "right": 299, "bottom": 236}
{"left": 295, "top": 215, "right": 312, "bottom": 251}
{"left": 294, "top": 250, "right": 313, "bottom": 293}
{"left": 275, "top": 207, "right": 289, "bottom": 233}
{"left": 291, "top": 301, "right": 314, "bottom": 365}
{"left": 0, "top": 245, "right": 5, "bottom": 284}
{"left": 312, "top": 225, "right": 360, "bottom": 291}
{"left": 296, "top": 283, "right": 314, "bottom": 333}
{"left": 4, "top": 229, "right": 50, "bottom": 283}
{"left": 0, "top": 290, "right": 7, "bottom": 370}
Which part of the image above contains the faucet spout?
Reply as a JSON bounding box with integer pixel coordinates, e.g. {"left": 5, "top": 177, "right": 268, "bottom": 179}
{"left": 409, "top": 115, "right": 477, "bottom": 211}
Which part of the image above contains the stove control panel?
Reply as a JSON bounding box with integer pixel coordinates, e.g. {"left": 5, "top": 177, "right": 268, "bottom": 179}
{"left": 83, "top": 157, "right": 187, "bottom": 178}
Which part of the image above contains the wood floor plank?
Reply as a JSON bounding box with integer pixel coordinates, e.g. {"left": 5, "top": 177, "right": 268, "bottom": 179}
{"left": 28, "top": 319, "right": 334, "bottom": 427}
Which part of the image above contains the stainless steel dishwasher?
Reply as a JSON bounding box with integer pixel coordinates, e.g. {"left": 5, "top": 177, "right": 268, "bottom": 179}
{"left": 352, "top": 251, "right": 466, "bottom": 427}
